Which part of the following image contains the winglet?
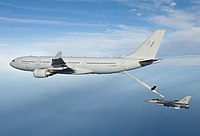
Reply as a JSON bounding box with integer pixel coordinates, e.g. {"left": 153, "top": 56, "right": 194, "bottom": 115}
{"left": 55, "top": 51, "right": 62, "bottom": 59}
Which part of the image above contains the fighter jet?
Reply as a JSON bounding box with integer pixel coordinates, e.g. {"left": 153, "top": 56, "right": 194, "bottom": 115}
{"left": 145, "top": 96, "right": 192, "bottom": 109}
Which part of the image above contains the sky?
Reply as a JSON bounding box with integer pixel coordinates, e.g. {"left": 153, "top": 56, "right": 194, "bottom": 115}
{"left": 0, "top": 0, "right": 200, "bottom": 136}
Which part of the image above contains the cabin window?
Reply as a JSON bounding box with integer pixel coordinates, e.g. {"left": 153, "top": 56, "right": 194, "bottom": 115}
{"left": 21, "top": 61, "right": 35, "bottom": 63}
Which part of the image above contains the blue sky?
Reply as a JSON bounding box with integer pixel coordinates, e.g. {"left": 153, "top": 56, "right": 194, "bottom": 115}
{"left": 0, "top": 0, "right": 200, "bottom": 60}
{"left": 0, "top": 0, "right": 200, "bottom": 136}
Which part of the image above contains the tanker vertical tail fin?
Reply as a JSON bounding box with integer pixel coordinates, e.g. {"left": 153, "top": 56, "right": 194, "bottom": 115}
{"left": 125, "top": 30, "right": 165, "bottom": 59}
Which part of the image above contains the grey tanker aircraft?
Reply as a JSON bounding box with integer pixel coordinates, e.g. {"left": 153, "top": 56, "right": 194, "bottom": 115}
{"left": 10, "top": 30, "right": 165, "bottom": 97}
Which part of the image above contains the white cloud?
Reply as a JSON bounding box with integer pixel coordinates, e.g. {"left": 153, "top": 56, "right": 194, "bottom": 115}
{"left": 0, "top": 17, "right": 64, "bottom": 25}
{"left": 159, "top": 56, "right": 200, "bottom": 66}
{"left": 130, "top": 8, "right": 136, "bottom": 12}
{"left": 169, "top": 28, "right": 200, "bottom": 41}
{"left": 170, "top": 2, "right": 176, "bottom": 6}
{"left": 0, "top": 17, "right": 107, "bottom": 27}
{"left": 0, "top": 1, "right": 91, "bottom": 13}
{"left": 29, "top": 27, "right": 151, "bottom": 57}
{"left": 148, "top": 10, "right": 195, "bottom": 29}
{"left": 118, "top": 0, "right": 199, "bottom": 30}
{"left": 159, "top": 28, "right": 200, "bottom": 56}
{"left": 136, "top": 13, "right": 142, "bottom": 17}
{"left": 191, "top": 0, "right": 200, "bottom": 4}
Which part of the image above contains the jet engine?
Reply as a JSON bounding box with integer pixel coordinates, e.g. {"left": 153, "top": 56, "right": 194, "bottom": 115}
{"left": 33, "top": 69, "right": 51, "bottom": 78}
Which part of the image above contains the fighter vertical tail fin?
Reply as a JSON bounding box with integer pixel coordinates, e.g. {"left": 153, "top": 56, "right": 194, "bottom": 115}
{"left": 178, "top": 96, "right": 192, "bottom": 104}
{"left": 125, "top": 30, "right": 165, "bottom": 59}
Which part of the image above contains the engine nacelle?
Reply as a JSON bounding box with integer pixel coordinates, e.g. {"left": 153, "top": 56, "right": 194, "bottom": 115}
{"left": 33, "top": 69, "right": 51, "bottom": 78}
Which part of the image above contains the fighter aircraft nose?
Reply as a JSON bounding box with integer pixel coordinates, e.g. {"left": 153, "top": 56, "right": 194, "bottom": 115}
{"left": 144, "top": 99, "right": 157, "bottom": 103}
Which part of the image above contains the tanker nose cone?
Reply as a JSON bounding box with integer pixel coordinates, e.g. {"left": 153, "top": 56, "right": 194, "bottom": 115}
{"left": 10, "top": 61, "right": 14, "bottom": 67}
{"left": 10, "top": 59, "right": 17, "bottom": 68}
